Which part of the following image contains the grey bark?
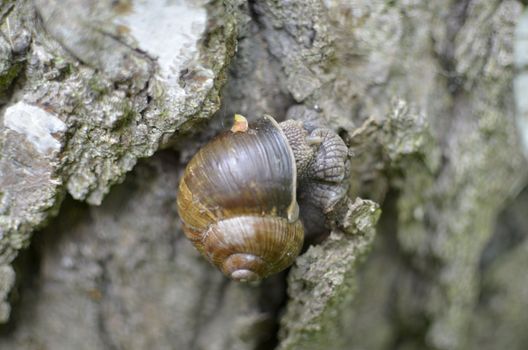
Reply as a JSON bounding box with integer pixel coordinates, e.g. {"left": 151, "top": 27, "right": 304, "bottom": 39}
{"left": 0, "top": 0, "right": 527, "bottom": 350}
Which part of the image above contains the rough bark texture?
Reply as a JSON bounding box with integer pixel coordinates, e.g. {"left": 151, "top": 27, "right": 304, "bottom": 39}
{"left": 0, "top": 0, "right": 527, "bottom": 350}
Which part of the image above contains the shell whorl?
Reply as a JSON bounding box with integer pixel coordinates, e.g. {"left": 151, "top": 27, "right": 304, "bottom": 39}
{"left": 204, "top": 215, "right": 304, "bottom": 281}
{"left": 177, "top": 116, "right": 304, "bottom": 281}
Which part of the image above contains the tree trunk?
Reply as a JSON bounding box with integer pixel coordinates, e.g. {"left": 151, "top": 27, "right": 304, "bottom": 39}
{"left": 0, "top": 1, "right": 527, "bottom": 349}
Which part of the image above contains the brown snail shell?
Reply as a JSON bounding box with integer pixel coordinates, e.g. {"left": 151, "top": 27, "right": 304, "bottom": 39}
{"left": 177, "top": 115, "right": 304, "bottom": 282}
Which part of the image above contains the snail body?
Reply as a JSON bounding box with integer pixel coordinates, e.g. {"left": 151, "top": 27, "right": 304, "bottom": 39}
{"left": 177, "top": 112, "right": 349, "bottom": 282}
{"left": 177, "top": 115, "right": 303, "bottom": 282}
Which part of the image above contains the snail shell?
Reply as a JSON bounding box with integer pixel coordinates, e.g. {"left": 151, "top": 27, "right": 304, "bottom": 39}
{"left": 177, "top": 115, "right": 304, "bottom": 282}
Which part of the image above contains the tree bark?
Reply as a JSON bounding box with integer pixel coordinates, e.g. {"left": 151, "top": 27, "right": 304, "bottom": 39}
{"left": 0, "top": 1, "right": 527, "bottom": 350}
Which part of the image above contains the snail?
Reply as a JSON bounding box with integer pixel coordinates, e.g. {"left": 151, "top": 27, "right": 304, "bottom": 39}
{"left": 177, "top": 111, "right": 349, "bottom": 282}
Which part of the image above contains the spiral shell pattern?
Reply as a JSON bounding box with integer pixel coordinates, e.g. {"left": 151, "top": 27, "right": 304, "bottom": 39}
{"left": 177, "top": 116, "right": 304, "bottom": 281}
